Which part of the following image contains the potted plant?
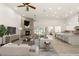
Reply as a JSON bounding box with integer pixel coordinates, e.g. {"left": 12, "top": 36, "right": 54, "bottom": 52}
{"left": 0, "top": 25, "right": 7, "bottom": 46}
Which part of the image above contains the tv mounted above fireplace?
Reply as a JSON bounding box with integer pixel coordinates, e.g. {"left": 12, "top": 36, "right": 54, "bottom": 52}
{"left": 24, "top": 20, "right": 30, "bottom": 26}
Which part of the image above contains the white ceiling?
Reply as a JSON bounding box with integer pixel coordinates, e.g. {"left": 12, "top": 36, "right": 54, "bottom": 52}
{"left": 4, "top": 3, "right": 79, "bottom": 19}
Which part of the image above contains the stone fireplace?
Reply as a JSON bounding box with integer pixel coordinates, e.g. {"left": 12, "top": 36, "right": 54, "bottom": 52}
{"left": 21, "top": 16, "right": 34, "bottom": 37}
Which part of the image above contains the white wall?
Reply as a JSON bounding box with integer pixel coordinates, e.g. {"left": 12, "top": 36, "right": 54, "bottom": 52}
{"left": 0, "top": 4, "right": 21, "bottom": 35}
{"left": 66, "top": 14, "right": 79, "bottom": 30}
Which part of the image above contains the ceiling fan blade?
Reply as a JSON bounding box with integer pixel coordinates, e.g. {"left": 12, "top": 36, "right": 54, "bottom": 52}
{"left": 23, "top": 3, "right": 30, "bottom": 5}
{"left": 26, "top": 6, "right": 29, "bottom": 11}
{"left": 17, "top": 5, "right": 25, "bottom": 7}
{"left": 27, "top": 4, "right": 36, "bottom": 9}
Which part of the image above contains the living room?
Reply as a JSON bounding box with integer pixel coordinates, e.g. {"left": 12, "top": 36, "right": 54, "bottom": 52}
{"left": 0, "top": 3, "right": 79, "bottom": 56}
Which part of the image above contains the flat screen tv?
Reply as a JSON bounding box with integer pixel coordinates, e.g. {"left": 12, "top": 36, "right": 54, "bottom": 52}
{"left": 24, "top": 20, "right": 30, "bottom": 26}
{"left": 7, "top": 26, "right": 16, "bottom": 35}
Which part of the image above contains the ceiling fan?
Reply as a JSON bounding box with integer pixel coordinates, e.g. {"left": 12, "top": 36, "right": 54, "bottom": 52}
{"left": 17, "top": 3, "right": 36, "bottom": 11}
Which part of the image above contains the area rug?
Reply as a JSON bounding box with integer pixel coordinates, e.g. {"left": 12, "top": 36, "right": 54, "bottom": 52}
{"left": 39, "top": 48, "right": 58, "bottom": 56}
{"left": 35, "top": 38, "right": 58, "bottom": 56}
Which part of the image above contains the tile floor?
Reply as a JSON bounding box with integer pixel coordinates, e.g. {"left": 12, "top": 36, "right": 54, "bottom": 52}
{"left": 13, "top": 36, "right": 79, "bottom": 56}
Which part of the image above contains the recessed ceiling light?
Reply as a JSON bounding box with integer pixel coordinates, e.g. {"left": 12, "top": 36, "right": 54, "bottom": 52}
{"left": 57, "top": 7, "right": 62, "bottom": 10}
{"left": 64, "top": 14, "right": 68, "bottom": 17}
{"left": 70, "top": 11, "right": 73, "bottom": 14}
{"left": 54, "top": 11, "right": 57, "bottom": 14}
{"left": 14, "top": 7, "right": 18, "bottom": 10}
{"left": 49, "top": 8, "right": 52, "bottom": 10}
{"left": 23, "top": 14, "right": 24, "bottom": 16}
{"left": 77, "top": 7, "right": 79, "bottom": 9}
{"left": 46, "top": 15, "right": 48, "bottom": 16}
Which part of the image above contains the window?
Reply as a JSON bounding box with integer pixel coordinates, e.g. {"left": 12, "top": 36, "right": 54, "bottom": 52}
{"left": 34, "top": 26, "right": 45, "bottom": 35}
{"left": 55, "top": 26, "right": 61, "bottom": 33}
